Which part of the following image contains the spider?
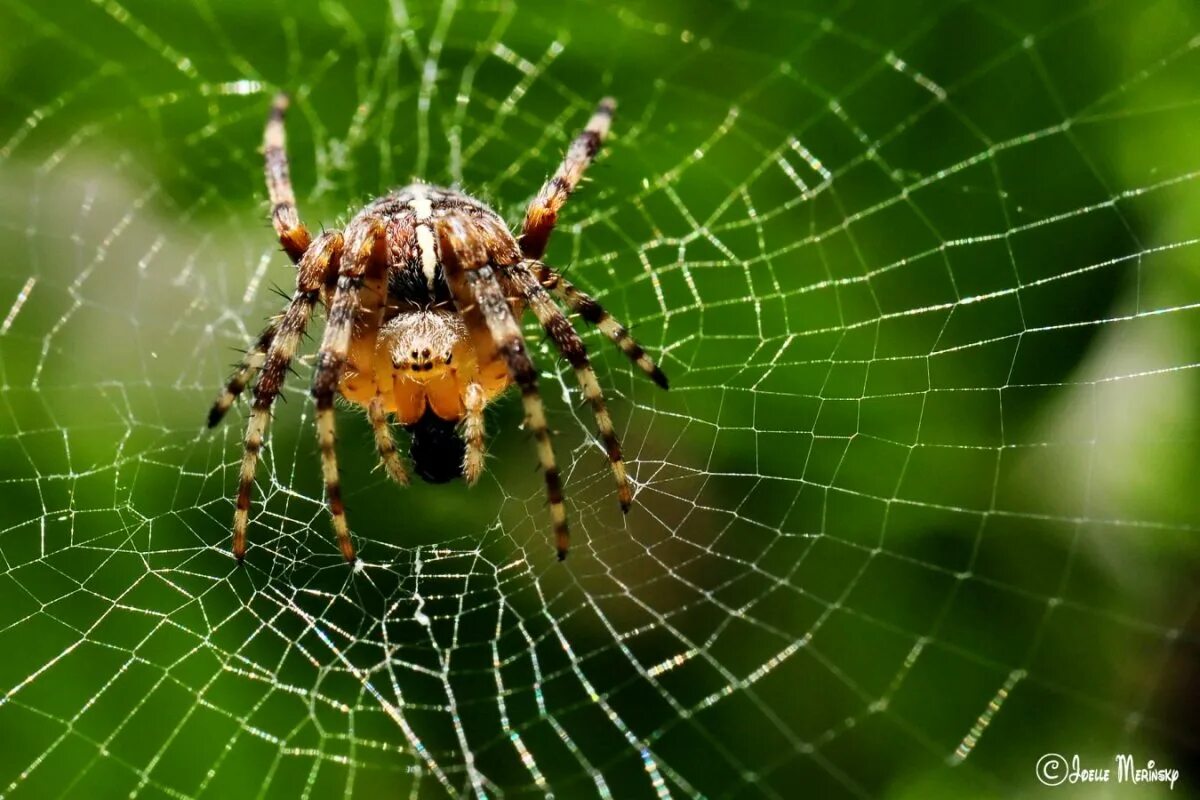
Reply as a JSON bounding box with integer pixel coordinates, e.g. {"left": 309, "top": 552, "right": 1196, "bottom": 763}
{"left": 207, "top": 93, "right": 668, "bottom": 564}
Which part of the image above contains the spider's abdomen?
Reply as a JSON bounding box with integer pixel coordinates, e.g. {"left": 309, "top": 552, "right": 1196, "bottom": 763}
{"left": 406, "top": 408, "right": 465, "bottom": 483}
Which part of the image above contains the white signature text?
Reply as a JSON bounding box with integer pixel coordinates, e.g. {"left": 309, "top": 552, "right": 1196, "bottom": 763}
{"left": 1036, "top": 753, "right": 1179, "bottom": 790}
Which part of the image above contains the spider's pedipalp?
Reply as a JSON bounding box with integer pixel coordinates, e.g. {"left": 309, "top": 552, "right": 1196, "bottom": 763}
{"left": 462, "top": 381, "right": 487, "bottom": 485}
{"left": 311, "top": 216, "right": 386, "bottom": 562}
{"left": 438, "top": 218, "right": 571, "bottom": 560}
{"left": 538, "top": 266, "right": 669, "bottom": 390}
{"left": 368, "top": 395, "right": 409, "bottom": 486}
{"left": 264, "top": 92, "right": 312, "bottom": 263}
{"left": 232, "top": 230, "right": 343, "bottom": 562}
{"left": 520, "top": 97, "right": 615, "bottom": 262}
{"left": 510, "top": 262, "right": 631, "bottom": 511}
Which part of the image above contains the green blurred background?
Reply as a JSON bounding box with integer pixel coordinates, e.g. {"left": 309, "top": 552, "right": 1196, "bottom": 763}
{"left": 0, "top": 0, "right": 1197, "bottom": 797}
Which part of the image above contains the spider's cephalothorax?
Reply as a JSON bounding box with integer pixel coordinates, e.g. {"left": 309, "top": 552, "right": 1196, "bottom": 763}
{"left": 208, "top": 93, "right": 668, "bottom": 564}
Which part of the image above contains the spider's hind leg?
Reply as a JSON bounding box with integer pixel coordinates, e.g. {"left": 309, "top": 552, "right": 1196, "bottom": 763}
{"left": 538, "top": 266, "right": 669, "bottom": 390}
{"left": 509, "top": 262, "right": 631, "bottom": 511}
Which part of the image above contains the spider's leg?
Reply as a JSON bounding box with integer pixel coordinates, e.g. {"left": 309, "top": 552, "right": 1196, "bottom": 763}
{"left": 211, "top": 93, "right": 313, "bottom": 430}
{"left": 232, "top": 230, "right": 343, "bottom": 562}
{"left": 537, "top": 265, "right": 669, "bottom": 390}
{"left": 462, "top": 381, "right": 487, "bottom": 485}
{"left": 264, "top": 92, "right": 313, "bottom": 264}
{"left": 311, "top": 217, "right": 385, "bottom": 562}
{"left": 437, "top": 218, "right": 570, "bottom": 560}
{"left": 368, "top": 395, "right": 409, "bottom": 486}
{"left": 509, "top": 263, "right": 631, "bottom": 511}
{"left": 208, "top": 323, "right": 276, "bottom": 428}
{"left": 520, "top": 97, "right": 615, "bottom": 262}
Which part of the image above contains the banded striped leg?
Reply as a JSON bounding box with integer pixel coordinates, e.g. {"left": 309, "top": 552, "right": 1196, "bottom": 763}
{"left": 208, "top": 324, "right": 276, "bottom": 428}
{"left": 368, "top": 395, "right": 409, "bottom": 486}
{"left": 232, "top": 231, "right": 343, "bottom": 562}
{"left": 209, "top": 92, "right": 314, "bottom": 430}
{"left": 509, "top": 263, "right": 631, "bottom": 511}
{"left": 520, "top": 97, "right": 615, "bottom": 261}
{"left": 437, "top": 219, "right": 571, "bottom": 560}
{"left": 538, "top": 266, "right": 669, "bottom": 390}
{"left": 311, "top": 217, "right": 385, "bottom": 562}
{"left": 264, "top": 92, "right": 312, "bottom": 264}
{"left": 462, "top": 382, "right": 486, "bottom": 485}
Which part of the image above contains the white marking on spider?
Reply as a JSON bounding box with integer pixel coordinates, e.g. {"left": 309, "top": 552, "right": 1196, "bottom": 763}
{"left": 410, "top": 184, "right": 438, "bottom": 290}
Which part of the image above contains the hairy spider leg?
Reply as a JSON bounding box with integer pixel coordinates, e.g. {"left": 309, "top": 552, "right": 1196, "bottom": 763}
{"left": 208, "top": 324, "right": 275, "bottom": 429}
{"left": 508, "top": 262, "right": 631, "bottom": 511}
{"left": 438, "top": 218, "right": 571, "bottom": 560}
{"left": 520, "top": 97, "right": 615, "bottom": 262}
{"left": 208, "top": 92, "right": 317, "bottom": 430}
{"left": 265, "top": 92, "right": 312, "bottom": 263}
{"left": 232, "top": 231, "right": 343, "bottom": 562}
{"left": 537, "top": 266, "right": 669, "bottom": 390}
{"left": 311, "top": 217, "right": 387, "bottom": 562}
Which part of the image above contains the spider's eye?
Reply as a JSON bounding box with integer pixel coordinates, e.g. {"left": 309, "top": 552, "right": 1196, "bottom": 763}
{"left": 411, "top": 350, "right": 418, "bottom": 360}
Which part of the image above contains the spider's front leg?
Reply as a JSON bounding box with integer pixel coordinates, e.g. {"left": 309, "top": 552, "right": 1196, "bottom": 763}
{"left": 438, "top": 218, "right": 571, "bottom": 560}
{"left": 265, "top": 92, "right": 312, "bottom": 263}
{"left": 311, "top": 216, "right": 387, "bottom": 562}
{"left": 207, "top": 93, "right": 318, "bottom": 429}
{"left": 520, "top": 97, "right": 615, "bottom": 262}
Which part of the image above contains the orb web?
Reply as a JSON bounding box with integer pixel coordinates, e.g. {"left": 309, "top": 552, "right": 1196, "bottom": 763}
{"left": 0, "top": 0, "right": 1198, "bottom": 797}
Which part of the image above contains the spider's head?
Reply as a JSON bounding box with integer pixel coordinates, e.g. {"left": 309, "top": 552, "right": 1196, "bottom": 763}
{"left": 379, "top": 310, "right": 467, "bottom": 380}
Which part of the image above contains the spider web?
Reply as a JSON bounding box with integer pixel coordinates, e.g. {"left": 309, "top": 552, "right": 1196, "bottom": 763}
{"left": 1, "top": 0, "right": 1198, "bottom": 796}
